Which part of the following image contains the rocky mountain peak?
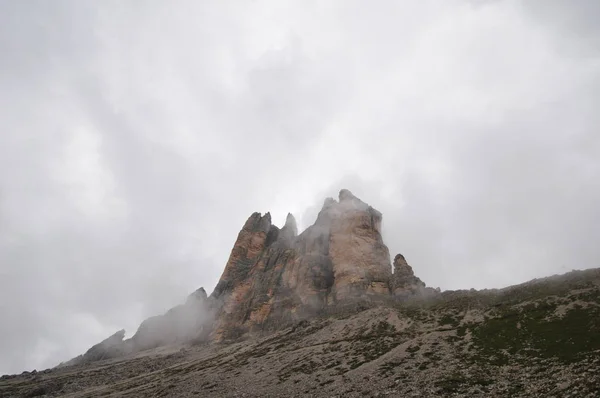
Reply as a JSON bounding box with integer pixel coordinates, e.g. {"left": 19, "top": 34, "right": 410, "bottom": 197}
{"left": 206, "top": 189, "right": 432, "bottom": 340}
{"left": 338, "top": 188, "right": 354, "bottom": 201}
{"left": 279, "top": 212, "right": 298, "bottom": 241}
{"left": 242, "top": 211, "right": 272, "bottom": 233}
{"left": 186, "top": 287, "right": 207, "bottom": 304}
{"left": 391, "top": 253, "right": 438, "bottom": 298}
{"left": 64, "top": 189, "right": 434, "bottom": 362}
{"left": 393, "top": 253, "right": 409, "bottom": 270}
{"left": 338, "top": 188, "right": 367, "bottom": 209}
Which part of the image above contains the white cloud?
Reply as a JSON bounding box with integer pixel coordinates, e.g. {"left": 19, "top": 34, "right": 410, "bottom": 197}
{"left": 1, "top": 0, "right": 599, "bottom": 374}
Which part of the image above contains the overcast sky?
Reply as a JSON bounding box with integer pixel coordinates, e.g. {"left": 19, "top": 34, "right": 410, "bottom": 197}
{"left": 1, "top": 0, "right": 599, "bottom": 375}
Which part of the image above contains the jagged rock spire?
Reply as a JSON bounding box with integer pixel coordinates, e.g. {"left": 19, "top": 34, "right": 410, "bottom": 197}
{"left": 284, "top": 213, "right": 298, "bottom": 235}
{"left": 187, "top": 287, "right": 207, "bottom": 304}
{"left": 279, "top": 212, "right": 298, "bottom": 242}
{"left": 391, "top": 254, "right": 436, "bottom": 298}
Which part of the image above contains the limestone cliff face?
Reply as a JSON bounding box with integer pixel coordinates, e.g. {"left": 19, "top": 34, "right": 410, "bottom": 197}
{"left": 328, "top": 189, "right": 392, "bottom": 300}
{"left": 209, "top": 189, "right": 394, "bottom": 341}
{"left": 65, "top": 189, "right": 435, "bottom": 365}
{"left": 209, "top": 209, "right": 332, "bottom": 341}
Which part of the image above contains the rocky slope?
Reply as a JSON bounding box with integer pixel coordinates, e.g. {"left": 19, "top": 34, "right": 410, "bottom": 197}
{"left": 2, "top": 190, "right": 599, "bottom": 397}
{"left": 2, "top": 268, "right": 599, "bottom": 397}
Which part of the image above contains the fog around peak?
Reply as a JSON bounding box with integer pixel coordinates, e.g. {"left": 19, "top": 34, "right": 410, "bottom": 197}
{"left": 1, "top": 0, "right": 599, "bottom": 374}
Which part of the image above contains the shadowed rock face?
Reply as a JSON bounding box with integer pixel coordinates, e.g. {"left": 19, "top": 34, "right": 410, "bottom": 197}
{"left": 391, "top": 254, "right": 438, "bottom": 298}
{"left": 64, "top": 189, "right": 434, "bottom": 364}
{"left": 132, "top": 287, "right": 213, "bottom": 350}
{"left": 209, "top": 209, "right": 332, "bottom": 341}
{"left": 61, "top": 288, "right": 213, "bottom": 367}
{"left": 81, "top": 329, "right": 126, "bottom": 363}
{"left": 56, "top": 330, "right": 128, "bottom": 367}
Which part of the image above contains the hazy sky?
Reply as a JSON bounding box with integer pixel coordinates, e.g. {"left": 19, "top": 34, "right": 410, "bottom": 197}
{"left": 1, "top": 0, "right": 599, "bottom": 375}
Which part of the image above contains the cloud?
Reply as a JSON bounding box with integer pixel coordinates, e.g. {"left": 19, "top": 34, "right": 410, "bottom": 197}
{"left": 1, "top": 0, "right": 599, "bottom": 374}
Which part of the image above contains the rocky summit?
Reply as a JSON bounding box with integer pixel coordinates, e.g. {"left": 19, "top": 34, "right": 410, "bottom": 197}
{"left": 210, "top": 189, "right": 426, "bottom": 342}
{"left": 2, "top": 190, "right": 600, "bottom": 397}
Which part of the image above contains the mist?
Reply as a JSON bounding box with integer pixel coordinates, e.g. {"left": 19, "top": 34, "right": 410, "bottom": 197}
{"left": 1, "top": 0, "right": 599, "bottom": 375}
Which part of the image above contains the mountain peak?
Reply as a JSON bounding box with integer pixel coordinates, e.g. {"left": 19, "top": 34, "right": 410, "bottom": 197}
{"left": 338, "top": 188, "right": 357, "bottom": 202}
{"left": 280, "top": 212, "right": 298, "bottom": 240}
{"left": 63, "top": 190, "right": 433, "bottom": 360}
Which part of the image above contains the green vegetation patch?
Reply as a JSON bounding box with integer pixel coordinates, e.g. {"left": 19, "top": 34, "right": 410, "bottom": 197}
{"left": 435, "top": 371, "right": 494, "bottom": 394}
{"left": 438, "top": 313, "right": 461, "bottom": 328}
{"left": 468, "top": 297, "right": 600, "bottom": 364}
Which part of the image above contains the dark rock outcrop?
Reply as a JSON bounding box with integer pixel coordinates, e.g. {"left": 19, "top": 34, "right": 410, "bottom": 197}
{"left": 59, "top": 329, "right": 128, "bottom": 367}
{"left": 132, "top": 287, "right": 213, "bottom": 350}
{"left": 209, "top": 208, "right": 331, "bottom": 341}
{"left": 391, "top": 254, "right": 437, "bottom": 298}
{"left": 84, "top": 329, "right": 126, "bottom": 361}
{"left": 61, "top": 287, "right": 213, "bottom": 367}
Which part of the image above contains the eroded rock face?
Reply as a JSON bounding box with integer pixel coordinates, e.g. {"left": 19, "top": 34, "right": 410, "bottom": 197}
{"left": 328, "top": 189, "right": 392, "bottom": 301}
{"left": 210, "top": 189, "right": 395, "bottom": 340}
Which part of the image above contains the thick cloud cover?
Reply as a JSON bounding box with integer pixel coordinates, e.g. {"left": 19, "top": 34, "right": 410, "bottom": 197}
{"left": 1, "top": 0, "right": 599, "bottom": 374}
